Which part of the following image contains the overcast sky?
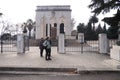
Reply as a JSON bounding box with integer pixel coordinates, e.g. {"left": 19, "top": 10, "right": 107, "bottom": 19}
{"left": 0, "top": 0, "right": 116, "bottom": 26}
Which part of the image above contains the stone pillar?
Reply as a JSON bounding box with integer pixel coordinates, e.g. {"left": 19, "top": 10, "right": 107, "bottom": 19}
{"left": 47, "top": 24, "right": 50, "bottom": 37}
{"left": 17, "top": 34, "right": 24, "bottom": 54}
{"left": 110, "top": 45, "right": 120, "bottom": 61}
{"left": 110, "top": 21, "right": 120, "bottom": 61}
{"left": 78, "top": 33, "right": 84, "bottom": 43}
{"left": 57, "top": 23, "right": 60, "bottom": 37}
{"left": 58, "top": 33, "right": 65, "bottom": 53}
{"left": 118, "top": 27, "right": 120, "bottom": 41}
{"left": 99, "top": 33, "right": 109, "bottom": 54}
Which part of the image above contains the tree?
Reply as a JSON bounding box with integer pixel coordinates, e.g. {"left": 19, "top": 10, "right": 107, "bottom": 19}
{"left": 22, "top": 23, "right": 27, "bottom": 33}
{"left": 88, "top": 0, "right": 120, "bottom": 15}
{"left": 84, "top": 22, "right": 98, "bottom": 40}
{"left": 89, "top": 14, "right": 98, "bottom": 28}
{"left": 77, "top": 23, "right": 85, "bottom": 33}
{"left": 1, "top": 33, "right": 11, "bottom": 40}
{"left": 0, "top": 13, "right": 2, "bottom": 16}
{"left": 103, "top": 23, "right": 107, "bottom": 33}
{"left": 102, "top": 9, "right": 120, "bottom": 39}
{"left": 96, "top": 24, "right": 103, "bottom": 34}
{"left": 107, "top": 25, "right": 119, "bottom": 39}
{"left": 88, "top": 0, "right": 120, "bottom": 39}
{"left": 26, "top": 19, "right": 34, "bottom": 39}
{"left": 102, "top": 9, "right": 120, "bottom": 27}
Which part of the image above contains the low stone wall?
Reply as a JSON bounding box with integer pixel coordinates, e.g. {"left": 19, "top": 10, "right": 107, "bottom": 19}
{"left": 29, "top": 39, "right": 40, "bottom": 46}
{"left": 29, "top": 39, "right": 58, "bottom": 46}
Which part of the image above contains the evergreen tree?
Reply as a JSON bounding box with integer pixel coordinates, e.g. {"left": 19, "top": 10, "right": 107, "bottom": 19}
{"left": 89, "top": 14, "right": 98, "bottom": 27}
{"left": 102, "top": 9, "right": 120, "bottom": 27}
{"left": 96, "top": 24, "right": 103, "bottom": 34}
{"left": 88, "top": 0, "right": 120, "bottom": 39}
{"left": 0, "top": 13, "right": 2, "bottom": 16}
{"left": 102, "top": 9, "right": 120, "bottom": 39}
{"left": 85, "top": 22, "right": 97, "bottom": 40}
{"left": 77, "top": 23, "right": 85, "bottom": 33}
{"left": 107, "top": 26, "right": 119, "bottom": 39}
{"left": 103, "top": 23, "right": 107, "bottom": 33}
{"left": 88, "top": 0, "right": 120, "bottom": 15}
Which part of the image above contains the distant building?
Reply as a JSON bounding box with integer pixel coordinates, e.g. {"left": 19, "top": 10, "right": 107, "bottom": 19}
{"left": 35, "top": 5, "right": 72, "bottom": 39}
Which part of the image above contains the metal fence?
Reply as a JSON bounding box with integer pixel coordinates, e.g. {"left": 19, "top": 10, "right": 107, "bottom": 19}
{"left": 109, "top": 39, "right": 117, "bottom": 48}
{"left": 65, "top": 35, "right": 99, "bottom": 53}
{"left": 0, "top": 35, "right": 29, "bottom": 53}
{"left": 65, "top": 35, "right": 117, "bottom": 53}
{"left": 0, "top": 38, "right": 17, "bottom": 53}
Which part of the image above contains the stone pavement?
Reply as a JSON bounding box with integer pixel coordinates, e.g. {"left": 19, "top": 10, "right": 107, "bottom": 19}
{"left": 0, "top": 47, "right": 120, "bottom": 73}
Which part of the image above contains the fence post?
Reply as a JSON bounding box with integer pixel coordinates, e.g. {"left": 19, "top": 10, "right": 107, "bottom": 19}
{"left": 77, "top": 33, "right": 84, "bottom": 43}
{"left": 58, "top": 33, "right": 65, "bottom": 53}
{"left": 78, "top": 33, "right": 84, "bottom": 53}
{"left": 99, "top": 33, "right": 109, "bottom": 54}
{"left": 17, "top": 34, "right": 24, "bottom": 54}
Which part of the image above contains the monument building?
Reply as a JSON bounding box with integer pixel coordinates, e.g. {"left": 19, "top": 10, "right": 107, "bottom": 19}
{"left": 35, "top": 5, "right": 72, "bottom": 39}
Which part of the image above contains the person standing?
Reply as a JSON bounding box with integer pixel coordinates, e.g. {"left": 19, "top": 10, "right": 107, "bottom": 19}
{"left": 39, "top": 38, "right": 45, "bottom": 57}
{"left": 43, "top": 37, "right": 52, "bottom": 60}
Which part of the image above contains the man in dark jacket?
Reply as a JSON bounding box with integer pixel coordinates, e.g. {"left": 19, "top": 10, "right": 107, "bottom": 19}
{"left": 39, "top": 38, "right": 45, "bottom": 57}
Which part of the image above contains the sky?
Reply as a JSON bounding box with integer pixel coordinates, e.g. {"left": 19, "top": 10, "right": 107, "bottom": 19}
{"left": 0, "top": 0, "right": 116, "bottom": 27}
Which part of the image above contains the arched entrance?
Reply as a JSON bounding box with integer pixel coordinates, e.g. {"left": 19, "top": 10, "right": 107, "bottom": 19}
{"left": 60, "top": 23, "right": 64, "bottom": 33}
{"left": 50, "top": 23, "right": 57, "bottom": 40}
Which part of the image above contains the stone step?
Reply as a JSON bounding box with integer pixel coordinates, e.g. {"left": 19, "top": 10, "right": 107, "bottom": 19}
{"left": 0, "top": 67, "right": 77, "bottom": 73}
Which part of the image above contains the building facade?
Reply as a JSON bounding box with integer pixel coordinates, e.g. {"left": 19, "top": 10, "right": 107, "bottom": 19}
{"left": 35, "top": 5, "right": 72, "bottom": 39}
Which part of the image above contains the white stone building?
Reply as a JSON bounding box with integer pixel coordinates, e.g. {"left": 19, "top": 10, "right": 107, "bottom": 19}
{"left": 35, "top": 5, "right": 72, "bottom": 39}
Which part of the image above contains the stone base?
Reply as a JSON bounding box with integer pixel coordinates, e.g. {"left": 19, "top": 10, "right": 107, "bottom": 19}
{"left": 110, "top": 45, "right": 120, "bottom": 61}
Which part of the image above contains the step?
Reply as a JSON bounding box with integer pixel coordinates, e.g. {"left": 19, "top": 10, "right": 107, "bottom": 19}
{"left": 0, "top": 67, "right": 77, "bottom": 73}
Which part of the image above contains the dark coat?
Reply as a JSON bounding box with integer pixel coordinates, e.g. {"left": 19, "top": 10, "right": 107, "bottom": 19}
{"left": 39, "top": 39, "right": 44, "bottom": 49}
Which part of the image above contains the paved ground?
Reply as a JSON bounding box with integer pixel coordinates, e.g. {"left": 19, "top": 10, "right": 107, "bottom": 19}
{"left": 1, "top": 72, "right": 120, "bottom": 80}
{"left": 0, "top": 47, "right": 120, "bottom": 72}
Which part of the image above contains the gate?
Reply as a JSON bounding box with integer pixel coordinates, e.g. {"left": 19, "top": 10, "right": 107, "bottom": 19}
{"left": 65, "top": 35, "right": 99, "bottom": 53}
{"left": 0, "top": 34, "right": 17, "bottom": 53}
{"left": 0, "top": 34, "right": 29, "bottom": 53}
{"left": 0, "top": 21, "right": 30, "bottom": 53}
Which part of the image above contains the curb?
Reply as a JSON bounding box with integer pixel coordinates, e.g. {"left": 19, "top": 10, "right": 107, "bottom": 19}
{"left": 0, "top": 67, "right": 77, "bottom": 74}
{"left": 0, "top": 67, "right": 120, "bottom": 75}
{"left": 77, "top": 70, "right": 120, "bottom": 74}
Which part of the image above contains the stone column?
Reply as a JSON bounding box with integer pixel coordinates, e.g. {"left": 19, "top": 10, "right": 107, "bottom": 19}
{"left": 118, "top": 28, "right": 120, "bottom": 41}
{"left": 57, "top": 23, "right": 60, "bottom": 37}
{"left": 47, "top": 24, "right": 50, "bottom": 37}
{"left": 78, "top": 33, "right": 84, "bottom": 43}
{"left": 17, "top": 34, "right": 24, "bottom": 54}
{"left": 118, "top": 22, "right": 120, "bottom": 41}
{"left": 58, "top": 33, "right": 65, "bottom": 53}
{"left": 99, "top": 33, "right": 109, "bottom": 54}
